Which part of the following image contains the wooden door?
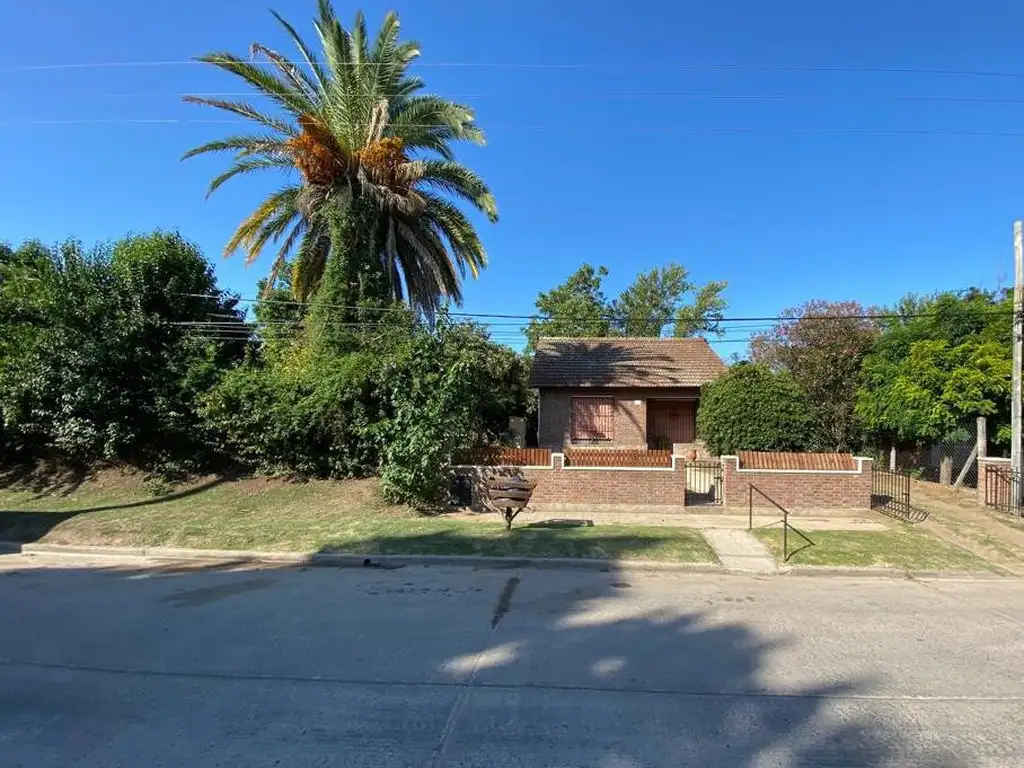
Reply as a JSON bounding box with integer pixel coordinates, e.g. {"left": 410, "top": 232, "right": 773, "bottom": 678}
{"left": 647, "top": 401, "right": 696, "bottom": 446}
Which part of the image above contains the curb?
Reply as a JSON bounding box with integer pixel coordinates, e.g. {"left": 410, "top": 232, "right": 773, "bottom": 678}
{"left": 2, "top": 542, "right": 1015, "bottom": 580}
{"left": 778, "top": 565, "right": 1009, "bottom": 580}
{"left": 8, "top": 542, "right": 726, "bottom": 575}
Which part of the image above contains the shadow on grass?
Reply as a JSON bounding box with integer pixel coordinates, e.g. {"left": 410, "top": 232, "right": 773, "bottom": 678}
{"left": 316, "top": 527, "right": 712, "bottom": 563}
{"left": 0, "top": 461, "right": 92, "bottom": 498}
{"left": 0, "top": 476, "right": 228, "bottom": 544}
{"left": 0, "top": 543, "right": 976, "bottom": 765}
{"left": 525, "top": 518, "right": 595, "bottom": 529}
{"left": 871, "top": 495, "right": 930, "bottom": 524}
{"left": 753, "top": 521, "right": 816, "bottom": 563}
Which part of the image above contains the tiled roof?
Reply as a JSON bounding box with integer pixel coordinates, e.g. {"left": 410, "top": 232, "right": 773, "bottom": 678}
{"left": 529, "top": 337, "right": 726, "bottom": 388}
{"left": 737, "top": 451, "right": 857, "bottom": 471}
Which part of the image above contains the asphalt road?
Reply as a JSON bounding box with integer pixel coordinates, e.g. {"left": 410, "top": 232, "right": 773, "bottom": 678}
{"left": 2, "top": 554, "right": 1024, "bottom": 767}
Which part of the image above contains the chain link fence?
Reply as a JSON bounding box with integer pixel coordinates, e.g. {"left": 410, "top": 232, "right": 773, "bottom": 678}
{"left": 893, "top": 424, "right": 980, "bottom": 488}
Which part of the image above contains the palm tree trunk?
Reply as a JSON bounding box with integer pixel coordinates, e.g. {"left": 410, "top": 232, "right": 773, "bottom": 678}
{"left": 309, "top": 207, "right": 360, "bottom": 351}
{"left": 308, "top": 199, "right": 390, "bottom": 352}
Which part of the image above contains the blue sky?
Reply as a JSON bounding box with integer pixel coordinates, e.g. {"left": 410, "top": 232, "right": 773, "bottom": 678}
{"left": 3, "top": 0, "right": 1024, "bottom": 353}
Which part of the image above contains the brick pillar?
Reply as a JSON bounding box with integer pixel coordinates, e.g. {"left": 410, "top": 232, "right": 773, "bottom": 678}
{"left": 977, "top": 457, "right": 1010, "bottom": 505}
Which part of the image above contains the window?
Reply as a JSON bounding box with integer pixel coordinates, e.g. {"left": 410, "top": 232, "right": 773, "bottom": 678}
{"left": 571, "top": 397, "right": 615, "bottom": 441}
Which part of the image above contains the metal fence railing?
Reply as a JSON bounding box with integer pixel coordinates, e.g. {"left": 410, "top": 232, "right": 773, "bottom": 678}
{"left": 748, "top": 484, "right": 814, "bottom": 563}
{"left": 684, "top": 460, "right": 723, "bottom": 506}
{"left": 871, "top": 467, "right": 928, "bottom": 523}
{"left": 984, "top": 464, "right": 1024, "bottom": 517}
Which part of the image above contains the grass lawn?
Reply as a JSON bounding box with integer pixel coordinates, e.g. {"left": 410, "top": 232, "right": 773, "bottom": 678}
{"left": 752, "top": 525, "right": 995, "bottom": 571}
{"left": 0, "top": 468, "right": 715, "bottom": 564}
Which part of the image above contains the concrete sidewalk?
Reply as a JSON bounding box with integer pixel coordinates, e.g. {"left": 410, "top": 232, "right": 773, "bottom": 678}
{"left": 702, "top": 529, "right": 778, "bottom": 574}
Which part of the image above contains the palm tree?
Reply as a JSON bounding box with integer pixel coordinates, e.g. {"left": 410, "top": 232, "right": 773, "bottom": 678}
{"left": 182, "top": 0, "right": 498, "bottom": 315}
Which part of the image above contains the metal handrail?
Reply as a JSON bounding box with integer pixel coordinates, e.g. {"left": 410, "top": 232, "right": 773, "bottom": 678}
{"left": 748, "top": 484, "right": 815, "bottom": 563}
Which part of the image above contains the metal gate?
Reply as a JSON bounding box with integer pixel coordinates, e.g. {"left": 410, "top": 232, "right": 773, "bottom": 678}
{"left": 684, "top": 460, "right": 723, "bottom": 506}
{"left": 984, "top": 464, "right": 1024, "bottom": 516}
{"left": 871, "top": 467, "right": 927, "bottom": 522}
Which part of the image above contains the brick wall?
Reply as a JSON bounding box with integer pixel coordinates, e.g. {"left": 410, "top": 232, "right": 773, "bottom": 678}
{"left": 538, "top": 387, "right": 700, "bottom": 451}
{"left": 455, "top": 452, "right": 871, "bottom": 515}
{"left": 455, "top": 453, "right": 687, "bottom": 512}
{"left": 721, "top": 455, "right": 872, "bottom": 515}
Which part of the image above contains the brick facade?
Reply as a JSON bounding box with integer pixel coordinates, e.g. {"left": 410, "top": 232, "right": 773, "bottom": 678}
{"left": 456, "top": 452, "right": 872, "bottom": 515}
{"left": 721, "top": 455, "right": 872, "bottom": 514}
{"left": 455, "top": 454, "right": 687, "bottom": 513}
{"left": 538, "top": 387, "right": 700, "bottom": 452}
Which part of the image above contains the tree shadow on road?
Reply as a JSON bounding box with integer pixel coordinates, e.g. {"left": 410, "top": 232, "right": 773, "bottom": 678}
{"left": 0, "top": 543, "right": 977, "bottom": 767}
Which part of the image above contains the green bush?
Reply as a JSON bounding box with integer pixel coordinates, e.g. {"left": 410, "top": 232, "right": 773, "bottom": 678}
{"left": 696, "top": 364, "right": 818, "bottom": 456}
{"left": 0, "top": 233, "right": 242, "bottom": 473}
{"left": 375, "top": 320, "right": 530, "bottom": 506}
{"left": 201, "top": 350, "right": 381, "bottom": 478}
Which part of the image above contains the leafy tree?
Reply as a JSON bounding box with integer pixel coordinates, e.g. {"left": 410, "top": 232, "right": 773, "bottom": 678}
{"left": 749, "top": 300, "right": 879, "bottom": 452}
{"left": 612, "top": 264, "right": 727, "bottom": 337}
{"left": 523, "top": 265, "right": 612, "bottom": 351}
{"left": 696, "top": 364, "right": 818, "bottom": 456}
{"left": 182, "top": 0, "right": 498, "bottom": 318}
{"left": 673, "top": 280, "right": 728, "bottom": 338}
{"left": 524, "top": 263, "right": 727, "bottom": 350}
{"left": 856, "top": 289, "right": 1012, "bottom": 447}
{"left": 0, "top": 233, "right": 242, "bottom": 473}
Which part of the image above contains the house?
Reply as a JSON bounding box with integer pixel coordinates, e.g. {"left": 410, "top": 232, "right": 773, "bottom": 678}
{"left": 529, "top": 337, "right": 727, "bottom": 454}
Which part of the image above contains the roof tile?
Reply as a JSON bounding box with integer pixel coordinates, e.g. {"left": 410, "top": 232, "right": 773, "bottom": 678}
{"left": 529, "top": 337, "right": 726, "bottom": 388}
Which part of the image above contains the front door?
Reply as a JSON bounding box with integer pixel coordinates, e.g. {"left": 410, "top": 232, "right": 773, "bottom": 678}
{"left": 646, "top": 400, "right": 696, "bottom": 449}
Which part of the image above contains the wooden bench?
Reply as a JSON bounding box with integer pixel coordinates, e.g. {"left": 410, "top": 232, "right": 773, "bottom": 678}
{"left": 487, "top": 477, "right": 536, "bottom": 530}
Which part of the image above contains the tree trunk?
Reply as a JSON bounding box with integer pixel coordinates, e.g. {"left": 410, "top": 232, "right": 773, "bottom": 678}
{"left": 939, "top": 454, "right": 953, "bottom": 486}
{"left": 308, "top": 201, "right": 387, "bottom": 351}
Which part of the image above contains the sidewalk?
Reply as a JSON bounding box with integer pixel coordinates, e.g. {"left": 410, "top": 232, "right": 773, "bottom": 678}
{"left": 702, "top": 529, "right": 778, "bottom": 574}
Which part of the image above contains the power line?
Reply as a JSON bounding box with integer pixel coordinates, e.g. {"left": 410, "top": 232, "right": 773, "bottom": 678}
{"left": 6, "top": 119, "right": 1024, "bottom": 138}
{"left": 184, "top": 293, "right": 1014, "bottom": 325}
{"left": 82, "top": 91, "right": 1024, "bottom": 106}
{"left": 8, "top": 60, "right": 1024, "bottom": 78}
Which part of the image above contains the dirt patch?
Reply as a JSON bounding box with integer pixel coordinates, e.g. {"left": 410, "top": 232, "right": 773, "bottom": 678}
{"left": 912, "top": 480, "right": 1024, "bottom": 575}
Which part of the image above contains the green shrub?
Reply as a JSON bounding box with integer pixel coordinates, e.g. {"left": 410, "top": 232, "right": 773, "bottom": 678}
{"left": 201, "top": 350, "right": 381, "bottom": 477}
{"left": 0, "top": 233, "right": 242, "bottom": 473}
{"left": 696, "top": 364, "right": 818, "bottom": 456}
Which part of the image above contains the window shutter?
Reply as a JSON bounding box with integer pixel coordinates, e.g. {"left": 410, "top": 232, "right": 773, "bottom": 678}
{"left": 571, "top": 397, "right": 615, "bottom": 440}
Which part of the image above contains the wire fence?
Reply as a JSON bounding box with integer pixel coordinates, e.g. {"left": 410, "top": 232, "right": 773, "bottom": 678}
{"left": 894, "top": 425, "right": 980, "bottom": 488}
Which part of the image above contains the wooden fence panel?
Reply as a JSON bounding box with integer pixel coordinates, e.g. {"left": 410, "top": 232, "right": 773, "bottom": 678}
{"left": 461, "top": 447, "right": 552, "bottom": 467}
{"left": 565, "top": 449, "right": 672, "bottom": 468}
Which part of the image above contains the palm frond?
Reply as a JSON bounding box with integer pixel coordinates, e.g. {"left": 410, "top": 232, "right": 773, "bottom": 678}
{"left": 224, "top": 186, "right": 302, "bottom": 260}
{"left": 181, "top": 134, "right": 290, "bottom": 161}
{"left": 181, "top": 96, "right": 296, "bottom": 135}
{"left": 265, "top": 218, "right": 308, "bottom": 290}
{"left": 417, "top": 192, "right": 488, "bottom": 277}
{"left": 250, "top": 42, "right": 321, "bottom": 103}
{"left": 416, "top": 160, "right": 498, "bottom": 221}
{"left": 205, "top": 157, "right": 294, "bottom": 197}
{"left": 389, "top": 95, "right": 485, "bottom": 150}
{"left": 396, "top": 219, "right": 461, "bottom": 308}
{"left": 270, "top": 9, "right": 329, "bottom": 93}
{"left": 194, "top": 52, "right": 317, "bottom": 117}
